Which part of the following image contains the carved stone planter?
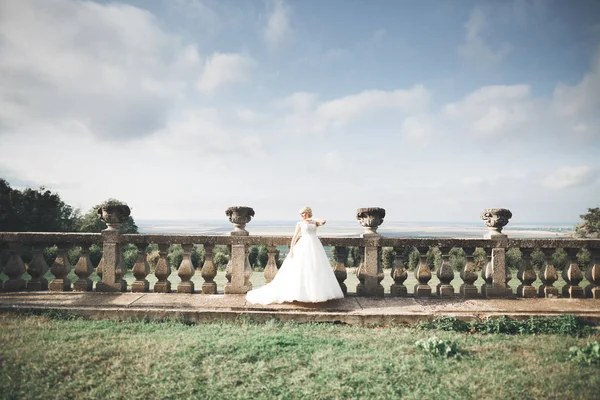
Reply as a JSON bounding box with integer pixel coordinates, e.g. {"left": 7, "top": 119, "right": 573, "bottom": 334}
{"left": 480, "top": 208, "right": 512, "bottom": 238}
{"left": 225, "top": 206, "right": 255, "bottom": 236}
{"left": 97, "top": 203, "right": 131, "bottom": 231}
{"left": 356, "top": 207, "right": 386, "bottom": 237}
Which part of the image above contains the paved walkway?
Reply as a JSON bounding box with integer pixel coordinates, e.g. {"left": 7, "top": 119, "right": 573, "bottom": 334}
{"left": 2, "top": 292, "right": 600, "bottom": 325}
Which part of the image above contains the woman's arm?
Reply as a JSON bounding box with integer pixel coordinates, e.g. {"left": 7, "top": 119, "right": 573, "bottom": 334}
{"left": 289, "top": 222, "right": 301, "bottom": 257}
{"left": 314, "top": 218, "right": 326, "bottom": 227}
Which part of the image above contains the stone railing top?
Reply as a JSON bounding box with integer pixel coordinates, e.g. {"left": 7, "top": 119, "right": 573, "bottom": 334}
{"left": 0, "top": 232, "right": 599, "bottom": 250}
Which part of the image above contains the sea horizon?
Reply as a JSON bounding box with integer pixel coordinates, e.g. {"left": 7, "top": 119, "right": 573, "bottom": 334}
{"left": 136, "top": 218, "right": 577, "bottom": 239}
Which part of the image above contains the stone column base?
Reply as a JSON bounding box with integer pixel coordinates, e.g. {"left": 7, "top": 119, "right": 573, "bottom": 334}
{"left": 153, "top": 281, "right": 171, "bottom": 293}
{"left": 49, "top": 279, "right": 72, "bottom": 292}
{"left": 460, "top": 284, "right": 478, "bottom": 298}
{"left": 562, "top": 285, "right": 584, "bottom": 299}
{"left": 483, "top": 284, "right": 507, "bottom": 298}
{"left": 390, "top": 285, "right": 407, "bottom": 297}
{"left": 202, "top": 282, "right": 217, "bottom": 294}
{"left": 177, "top": 281, "right": 194, "bottom": 294}
{"left": 96, "top": 280, "right": 127, "bottom": 292}
{"left": 517, "top": 285, "right": 536, "bottom": 298}
{"left": 224, "top": 283, "right": 251, "bottom": 294}
{"left": 3, "top": 279, "right": 26, "bottom": 292}
{"left": 585, "top": 284, "right": 600, "bottom": 299}
{"left": 538, "top": 285, "right": 558, "bottom": 298}
{"left": 414, "top": 284, "right": 431, "bottom": 298}
{"left": 73, "top": 279, "right": 93, "bottom": 292}
{"left": 437, "top": 284, "right": 454, "bottom": 298}
{"left": 131, "top": 280, "right": 149, "bottom": 293}
{"left": 26, "top": 279, "right": 48, "bottom": 291}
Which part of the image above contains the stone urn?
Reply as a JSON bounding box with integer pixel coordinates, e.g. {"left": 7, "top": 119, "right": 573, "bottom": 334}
{"left": 97, "top": 203, "right": 131, "bottom": 231}
{"left": 225, "top": 206, "right": 255, "bottom": 236}
{"left": 480, "top": 208, "right": 512, "bottom": 236}
{"left": 356, "top": 207, "right": 386, "bottom": 236}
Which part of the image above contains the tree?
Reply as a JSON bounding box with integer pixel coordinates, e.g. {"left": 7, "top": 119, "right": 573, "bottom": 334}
{"left": 576, "top": 207, "right": 600, "bottom": 238}
{"left": 0, "top": 178, "right": 79, "bottom": 232}
{"left": 77, "top": 198, "right": 138, "bottom": 234}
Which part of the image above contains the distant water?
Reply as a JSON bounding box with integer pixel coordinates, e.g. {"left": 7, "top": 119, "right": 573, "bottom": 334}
{"left": 136, "top": 219, "right": 576, "bottom": 239}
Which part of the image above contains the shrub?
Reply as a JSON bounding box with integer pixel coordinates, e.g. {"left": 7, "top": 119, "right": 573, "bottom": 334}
{"left": 569, "top": 341, "right": 600, "bottom": 365}
{"left": 415, "top": 337, "right": 460, "bottom": 358}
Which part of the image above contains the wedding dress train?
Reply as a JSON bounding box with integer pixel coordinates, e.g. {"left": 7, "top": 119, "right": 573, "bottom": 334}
{"left": 246, "top": 221, "right": 344, "bottom": 304}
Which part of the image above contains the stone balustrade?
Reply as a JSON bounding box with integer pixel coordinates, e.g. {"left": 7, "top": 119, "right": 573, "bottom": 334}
{"left": 0, "top": 206, "right": 599, "bottom": 299}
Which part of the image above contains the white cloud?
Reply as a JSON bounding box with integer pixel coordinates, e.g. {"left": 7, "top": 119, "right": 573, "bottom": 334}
{"left": 458, "top": 8, "right": 512, "bottom": 66}
{"left": 323, "top": 151, "right": 344, "bottom": 172}
{"left": 196, "top": 53, "right": 255, "bottom": 94}
{"left": 264, "top": 0, "right": 290, "bottom": 45}
{"left": 0, "top": 0, "right": 202, "bottom": 139}
{"left": 543, "top": 166, "right": 598, "bottom": 189}
{"left": 400, "top": 114, "right": 437, "bottom": 147}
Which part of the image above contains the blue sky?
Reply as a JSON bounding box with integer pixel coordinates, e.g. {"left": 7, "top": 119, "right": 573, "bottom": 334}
{"left": 0, "top": 0, "right": 598, "bottom": 224}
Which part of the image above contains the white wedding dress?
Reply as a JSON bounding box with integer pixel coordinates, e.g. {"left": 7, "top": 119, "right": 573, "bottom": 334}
{"left": 246, "top": 221, "right": 344, "bottom": 304}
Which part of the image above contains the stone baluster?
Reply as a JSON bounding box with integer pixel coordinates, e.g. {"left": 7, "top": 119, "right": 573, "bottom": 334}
{"left": 562, "top": 249, "right": 584, "bottom": 298}
{"left": 264, "top": 244, "right": 278, "bottom": 284}
{"left": 96, "top": 203, "right": 129, "bottom": 292}
{"left": 480, "top": 248, "right": 492, "bottom": 297}
{"left": 177, "top": 244, "right": 195, "bottom": 293}
{"left": 131, "top": 243, "right": 150, "bottom": 293}
{"left": 538, "top": 249, "right": 559, "bottom": 298}
{"left": 414, "top": 247, "right": 432, "bottom": 298}
{"left": 517, "top": 248, "right": 537, "bottom": 298}
{"left": 585, "top": 249, "right": 600, "bottom": 299}
{"left": 73, "top": 245, "right": 94, "bottom": 291}
{"left": 26, "top": 246, "right": 49, "bottom": 291}
{"left": 201, "top": 244, "right": 217, "bottom": 294}
{"left": 49, "top": 245, "right": 72, "bottom": 291}
{"left": 460, "top": 248, "right": 478, "bottom": 298}
{"left": 355, "top": 246, "right": 366, "bottom": 296}
{"left": 2, "top": 243, "right": 26, "bottom": 292}
{"left": 154, "top": 243, "right": 171, "bottom": 293}
{"left": 390, "top": 246, "right": 408, "bottom": 297}
{"left": 333, "top": 246, "right": 348, "bottom": 295}
{"left": 436, "top": 247, "right": 454, "bottom": 298}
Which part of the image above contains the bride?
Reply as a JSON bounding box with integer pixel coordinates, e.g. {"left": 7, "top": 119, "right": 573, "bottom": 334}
{"left": 246, "top": 206, "right": 344, "bottom": 304}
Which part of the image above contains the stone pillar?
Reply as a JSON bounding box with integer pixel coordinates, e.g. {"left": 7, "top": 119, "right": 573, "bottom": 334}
{"left": 363, "top": 237, "right": 384, "bottom": 297}
{"left": 517, "top": 248, "right": 537, "bottom": 298}
{"left": 333, "top": 246, "right": 348, "bottom": 295}
{"left": 436, "top": 247, "right": 454, "bottom": 298}
{"left": 486, "top": 247, "right": 508, "bottom": 298}
{"left": 96, "top": 203, "right": 130, "bottom": 292}
{"left": 480, "top": 208, "right": 511, "bottom": 298}
{"left": 49, "top": 245, "right": 72, "bottom": 291}
{"left": 2, "top": 243, "right": 26, "bottom": 292}
{"left": 414, "top": 247, "right": 432, "bottom": 298}
{"left": 201, "top": 244, "right": 217, "bottom": 294}
{"left": 390, "top": 246, "right": 408, "bottom": 297}
{"left": 562, "top": 249, "right": 584, "bottom": 299}
{"left": 224, "top": 243, "right": 252, "bottom": 294}
{"left": 460, "top": 248, "right": 478, "bottom": 298}
{"left": 154, "top": 243, "right": 171, "bottom": 293}
{"left": 131, "top": 243, "right": 150, "bottom": 293}
{"left": 177, "top": 244, "right": 195, "bottom": 293}
{"left": 538, "top": 249, "right": 558, "bottom": 298}
{"left": 26, "top": 246, "right": 49, "bottom": 291}
{"left": 73, "top": 246, "right": 94, "bottom": 291}
{"left": 264, "top": 244, "right": 278, "bottom": 284}
{"left": 225, "top": 206, "right": 255, "bottom": 236}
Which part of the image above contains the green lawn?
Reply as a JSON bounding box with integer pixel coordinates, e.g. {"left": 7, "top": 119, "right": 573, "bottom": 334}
{"left": 1, "top": 314, "right": 599, "bottom": 399}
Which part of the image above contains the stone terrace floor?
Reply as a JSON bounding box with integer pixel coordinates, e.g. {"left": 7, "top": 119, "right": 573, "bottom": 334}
{"left": 1, "top": 292, "right": 600, "bottom": 326}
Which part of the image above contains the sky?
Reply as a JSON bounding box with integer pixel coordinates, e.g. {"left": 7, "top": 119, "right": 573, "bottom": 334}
{"left": 0, "top": 0, "right": 599, "bottom": 224}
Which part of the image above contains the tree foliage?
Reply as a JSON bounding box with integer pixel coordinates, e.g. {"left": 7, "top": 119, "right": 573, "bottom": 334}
{"left": 575, "top": 207, "right": 600, "bottom": 238}
{"left": 0, "top": 179, "right": 79, "bottom": 232}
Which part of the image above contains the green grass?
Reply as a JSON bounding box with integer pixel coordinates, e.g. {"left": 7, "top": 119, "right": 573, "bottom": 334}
{"left": 1, "top": 314, "right": 599, "bottom": 400}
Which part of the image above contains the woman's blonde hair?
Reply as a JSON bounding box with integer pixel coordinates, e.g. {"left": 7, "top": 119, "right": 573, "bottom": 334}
{"left": 299, "top": 206, "right": 313, "bottom": 217}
